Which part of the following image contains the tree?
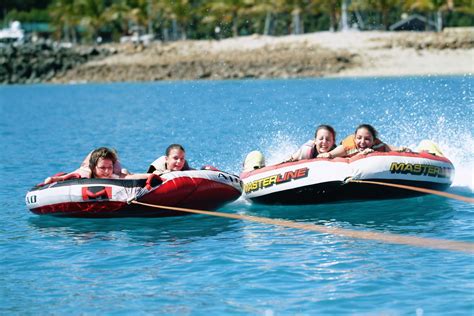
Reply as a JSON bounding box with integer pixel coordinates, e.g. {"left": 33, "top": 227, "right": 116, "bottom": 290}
{"left": 75, "top": 0, "right": 108, "bottom": 42}
{"left": 288, "top": 0, "right": 308, "bottom": 35}
{"left": 1, "top": 0, "right": 51, "bottom": 20}
{"left": 205, "top": 0, "right": 255, "bottom": 37}
{"left": 308, "top": 0, "right": 341, "bottom": 31}
{"left": 164, "top": 0, "right": 194, "bottom": 40}
{"left": 241, "top": 0, "right": 289, "bottom": 35}
{"left": 351, "top": 0, "right": 399, "bottom": 30}
{"left": 103, "top": 0, "right": 132, "bottom": 40}
{"left": 49, "top": 0, "right": 80, "bottom": 42}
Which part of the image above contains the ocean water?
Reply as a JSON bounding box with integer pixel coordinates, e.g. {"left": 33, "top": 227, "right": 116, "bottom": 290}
{"left": 1, "top": 76, "right": 473, "bottom": 315}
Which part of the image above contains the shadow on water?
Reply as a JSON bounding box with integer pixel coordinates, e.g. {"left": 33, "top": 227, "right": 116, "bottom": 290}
{"left": 243, "top": 195, "right": 461, "bottom": 236}
{"left": 28, "top": 213, "right": 239, "bottom": 244}
{"left": 27, "top": 190, "right": 468, "bottom": 243}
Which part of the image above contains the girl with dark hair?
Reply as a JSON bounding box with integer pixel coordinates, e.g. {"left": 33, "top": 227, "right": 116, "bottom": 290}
{"left": 147, "top": 144, "right": 192, "bottom": 174}
{"left": 320, "top": 124, "right": 410, "bottom": 158}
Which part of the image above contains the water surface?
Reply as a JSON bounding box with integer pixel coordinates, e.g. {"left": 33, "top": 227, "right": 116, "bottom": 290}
{"left": 1, "top": 76, "right": 473, "bottom": 314}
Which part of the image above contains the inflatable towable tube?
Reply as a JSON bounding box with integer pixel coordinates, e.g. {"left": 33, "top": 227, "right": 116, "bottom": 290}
{"left": 240, "top": 143, "right": 454, "bottom": 205}
{"left": 25, "top": 170, "right": 243, "bottom": 217}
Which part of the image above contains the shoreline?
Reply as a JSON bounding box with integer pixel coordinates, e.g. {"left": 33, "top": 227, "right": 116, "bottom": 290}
{"left": 329, "top": 49, "right": 473, "bottom": 78}
{"left": 3, "top": 29, "right": 473, "bottom": 84}
{"left": 57, "top": 29, "right": 472, "bottom": 83}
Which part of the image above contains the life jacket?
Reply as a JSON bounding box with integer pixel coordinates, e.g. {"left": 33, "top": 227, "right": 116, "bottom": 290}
{"left": 291, "top": 140, "right": 317, "bottom": 160}
{"left": 341, "top": 135, "right": 388, "bottom": 157}
{"left": 147, "top": 156, "right": 191, "bottom": 173}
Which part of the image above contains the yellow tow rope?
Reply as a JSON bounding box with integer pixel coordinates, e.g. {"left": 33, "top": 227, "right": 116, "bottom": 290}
{"left": 347, "top": 179, "right": 474, "bottom": 204}
{"left": 131, "top": 200, "right": 474, "bottom": 254}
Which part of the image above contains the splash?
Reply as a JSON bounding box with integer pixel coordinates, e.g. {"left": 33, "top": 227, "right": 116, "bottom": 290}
{"left": 438, "top": 133, "right": 474, "bottom": 191}
{"left": 370, "top": 82, "right": 473, "bottom": 192}
{"left": 389, "top": 114, "right": 474, "bottom": 191}
{"left": 258, "top": 130, "right": 300, "bottom": 166}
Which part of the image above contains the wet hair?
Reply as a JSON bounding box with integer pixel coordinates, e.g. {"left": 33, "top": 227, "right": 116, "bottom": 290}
{"left": 314, "top": 124, "right": 336, "bottom": 141}
{"left": 355, "top": 124, "right": 378, "bottom": 139}
{"left": 89, "top": 147, "right": 118, "bottom": 178}
{"left": 166, "top": 144, "right": 185, "bottom": 156}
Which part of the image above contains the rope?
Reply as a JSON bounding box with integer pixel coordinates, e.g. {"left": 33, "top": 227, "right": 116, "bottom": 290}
{"left": 347, "top": 179, "right": 474, "bottom": 204}
{"left": 131, "top": 200, "right": 474, "bottom": 254}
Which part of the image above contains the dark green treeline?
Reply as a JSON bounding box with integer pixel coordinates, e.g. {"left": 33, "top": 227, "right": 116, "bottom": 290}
{"left": 1, "top": 0, "right": 473, "bottom": 43}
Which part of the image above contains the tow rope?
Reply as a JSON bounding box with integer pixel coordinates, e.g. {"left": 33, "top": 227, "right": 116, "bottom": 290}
{"left": 131, "top": 200, "right": 474, "bottom": 254}
{"left": 347, "top": 179, "right": 474, "bottom": 203}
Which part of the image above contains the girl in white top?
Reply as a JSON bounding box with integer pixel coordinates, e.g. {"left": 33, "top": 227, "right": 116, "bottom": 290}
{"left": 147, "top": 144, "right": 192, "bottom": 174}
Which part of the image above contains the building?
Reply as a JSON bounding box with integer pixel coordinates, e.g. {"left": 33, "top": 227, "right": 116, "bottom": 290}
{"left": 389, "top": 14, "right": 437, "bottom": 31}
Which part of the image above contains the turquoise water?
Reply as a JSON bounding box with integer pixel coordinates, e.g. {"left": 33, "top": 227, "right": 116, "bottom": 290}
{"left": 1, "top": 76, "right": 473, "bottom": 314}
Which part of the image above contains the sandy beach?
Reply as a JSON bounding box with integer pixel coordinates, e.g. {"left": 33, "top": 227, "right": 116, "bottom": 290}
{"left": 320, "top": 29, "right": 474, "bottom": 77}
{"left": 52, "top": 28, "right": 473, "bottom": 83}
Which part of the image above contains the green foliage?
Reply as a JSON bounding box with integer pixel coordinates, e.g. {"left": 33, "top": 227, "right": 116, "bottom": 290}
{"left": 1, "top": 0, "right": 472, "bottom": 42}
{"left": 445, "top": 11, "right": 474, "bottom": 26}
{"left": 3, "top": 8, "right": 50, "bottom": 23}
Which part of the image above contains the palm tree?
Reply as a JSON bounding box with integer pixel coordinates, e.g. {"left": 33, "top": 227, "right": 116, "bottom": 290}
{"left": 126, "top": 0, "right": 150, "bottom": 30}
{"left": 205, "top": 0, "right": 254, "bottom": 37}
{"left": 351, "top": 0, "right": 398, "bottom": 30}
{"left": 103, "top": 0, "right": 132, "bottom": 40}
{"left": 242, "top": 0, "right": 287, "bottom": 35}
{"left": 454, "top": 0, "right": 474, "bottom": 14}
{"left": 167, "top": 0, "right": 193, "bottom": 39}
{"left": 148, "top": 0, "right": 194, "bottom": 40}
{"left": 308, "top": 0, "right": 342, "bottom": 32}
{"left": 288, "top": 0, "right": 308, "bottom": 34}
{"left": 75, "top": 0, "right": 108, "bottom": 42}
{"left": 49, "top": 0, "right": 80, "bottom": 42}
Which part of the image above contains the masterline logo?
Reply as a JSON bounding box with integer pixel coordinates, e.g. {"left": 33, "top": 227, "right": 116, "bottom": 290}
{"left": 389, "top": 162, "right": 453, "bottom": 178}
{"left": 244, "top": 167, "right": 309, "bottom": 193}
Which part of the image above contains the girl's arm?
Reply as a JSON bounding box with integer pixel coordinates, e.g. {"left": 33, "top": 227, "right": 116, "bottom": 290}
{"left": 318, "top": 145, "right": 346, "bottom": 158}
{"left": 287, "top": 147, "right": 303, "bottom": 162}
{"left": 44, "top": 172, "right": 82, "bottom": 184}
{"left": 386, "top": 144, "right": 411, "bottom": 152}
{"left": 122, "top": 173, "right": 150, "bottom": 180}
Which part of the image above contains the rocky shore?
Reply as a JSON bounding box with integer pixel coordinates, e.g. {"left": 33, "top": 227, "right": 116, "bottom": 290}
{"left": 2, "top": 28, "right": 473, "bottom": 84}
{"left": 0, "top": 43, "right": 114, "bottom": 84}
{"left": 54, "top": 40, "right": 358, "bottom": 82}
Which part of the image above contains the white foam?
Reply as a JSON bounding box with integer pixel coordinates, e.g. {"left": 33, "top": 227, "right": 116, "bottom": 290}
{"left": 434, "top": 132, "right": 474, "bottom": 192}
{"left": 384, "top": 111, "right": 474, "bottom": 192}
{"left": 259, "top": 131, "right": 300, "bottom": 166}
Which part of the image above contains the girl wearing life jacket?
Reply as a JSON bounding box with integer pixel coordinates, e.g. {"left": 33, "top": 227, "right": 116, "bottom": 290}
{"left": 288, "top": 125, "right": 337, "bottom": 161}
{"left": 318, "top": 124, "right": 410, "bottom": 158}
{"left": 147, "top": 144, "right": 192, "bottom": 174}
{"left": 44, "top": 147, "right": 148, "bottom": 184}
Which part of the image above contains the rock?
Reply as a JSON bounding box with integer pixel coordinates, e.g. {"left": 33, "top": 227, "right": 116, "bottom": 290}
{"left": 0, "top": 42, "right": 113, "bottom": 84}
